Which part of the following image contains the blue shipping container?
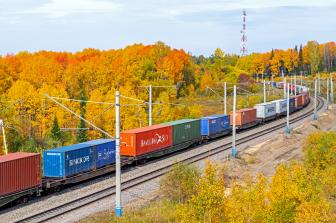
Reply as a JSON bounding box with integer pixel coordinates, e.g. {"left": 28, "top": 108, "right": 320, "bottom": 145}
{"left": 81, "top": 139, "right": 116, "bottom": 168}
{"left": 200, "top": 115, "right": 230, "bottom": 136}
{"left": 43, "top": 144, "right": 95, "bottom": 178}
{"left": 289, "top": 97, "right": 296, "bottom": 113}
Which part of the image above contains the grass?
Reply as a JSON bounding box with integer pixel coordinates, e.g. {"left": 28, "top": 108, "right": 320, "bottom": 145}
{"left": 79, "top": 200, "right": 177, "bottom": 223}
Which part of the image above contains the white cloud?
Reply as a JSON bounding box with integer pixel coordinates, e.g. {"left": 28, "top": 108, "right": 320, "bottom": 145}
{"left": 26, "top": 0, "right": 121, "bottom": 18}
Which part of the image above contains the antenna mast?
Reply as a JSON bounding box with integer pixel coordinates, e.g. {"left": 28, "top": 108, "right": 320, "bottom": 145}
{"left": 240, "top": 10, "right": 248, "bottom": 56}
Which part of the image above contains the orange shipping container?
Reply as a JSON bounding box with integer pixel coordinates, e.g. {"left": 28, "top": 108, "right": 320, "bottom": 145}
{"left": 230, "top": 108, "right": 257, "bottom": 127}
{"left": 121, "top": 124, "right": 173, "bottom": 157}
{"left": 0, "top": 152, "right": 41, "bottom": 197}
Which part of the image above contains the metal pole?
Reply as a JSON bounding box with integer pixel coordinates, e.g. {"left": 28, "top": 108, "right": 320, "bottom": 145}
{"left": 224, "top": 82, "right": 227, "bottom": 115}
{"left": 290, "top": 76, "right": 293, "bottom": 95}
{"left": 300, "top": 71, "right": 303, "bottom": 85}
{"left": 314, "top": 79, "right": 318, "bottom": 120}
{"left": 283, "top": 77, "right": 286, "bottom": 99}
{"left": 331, "top": 74, "right": 334, "bottom": 104}
{"left": 115, "top": 91, "right": 122, "bottom": 217}
{"left": 318, "top": 72, "right": 321, "bottom": 95}
{"left": 263, "top": 80, "right": 266, "bottom": 103}
{"left": 232, "top": 85, "right": 236, "bottom": 158}
{"left": 0, "top": 120, "right": 8, "bottom": 155}
{"left": 285, "top": 83, "right": 290, "bottom": 134}
{"left": 326, "top": 78, "right": 329, "bottom": 110}
{"left": 149, "top": 85, "right": 152, "bottom": 126}
{"left": 294, "top": 75, "right": 297, "bottom": 96}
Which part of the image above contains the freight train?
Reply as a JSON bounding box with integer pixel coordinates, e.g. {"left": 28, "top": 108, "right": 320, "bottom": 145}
{"left": 0, "top": 83, "right": 310, "bottom": 209}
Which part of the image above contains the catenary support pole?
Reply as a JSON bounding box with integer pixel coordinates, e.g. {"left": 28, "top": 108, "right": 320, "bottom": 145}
{"left": 326, "top": 78, "right": 329, "bottom": 110}
{"left": 263, "top": 80, "right": 266, "bottom": 103}
{"left": 224, "top": 82, "right": 227, "bottom": 115}
{"left": 300, "top": 71, "right": 303, "bottom": 86}
{"left": 318, "top": 72, "right": 321, "bottom": 95}
{"left": 285, "top": 83, "right": 290, "bottom": 134}
{"left": 331, "top": 74, "right": 334, "bottom": 105}
{"left": 0, "top": 120, "right": 8, "bottom": 155}
{"left": 149, "top": 85, "right": 152, "bottom": 126}
{"left": 232, "top": 85, "right": 236, "bottom": 158}
{"left": 314, "top": 79, "right": 318, "bottom": 120}
{"left": 115, "top": 91, "right": 122, "bottom": 217}
{"left": 283, "top": 77, "right": 286, "bottom": 99}
{"left": 294, "top": 75, "right": 297, "bottom": 96}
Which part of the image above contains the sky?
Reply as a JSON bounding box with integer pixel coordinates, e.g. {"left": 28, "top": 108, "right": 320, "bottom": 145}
{"left": 0, "top": 0, "right": 335, "bottom": 56}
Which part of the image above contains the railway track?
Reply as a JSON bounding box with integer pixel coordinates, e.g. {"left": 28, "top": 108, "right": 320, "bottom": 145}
{"left": 14, "top": 97, "right": 324, "bottom": 223}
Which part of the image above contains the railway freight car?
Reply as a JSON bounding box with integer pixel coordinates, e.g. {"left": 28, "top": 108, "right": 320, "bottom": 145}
{"left": 273, "top": 99, "right": 287, "bottom": 116}
{"left": 200, "top": 115, "right": 230, "bottom": 140}
{"left": 254, "top": 102, "right": 277, "bottom": 122}
{"left": 0, "top": 152, "right": 41, "bottom": 207}
{"left": 294, "top": 94, "right": 304, "bottom": 109}
{"left": 230, "top": 108, "right": 257, "bottom": 130}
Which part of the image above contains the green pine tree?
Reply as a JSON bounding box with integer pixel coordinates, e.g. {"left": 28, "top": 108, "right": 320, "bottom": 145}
{"left": 77, "top": 81, "right": 88, "bottom": 143}
{"left": 51, "top": 115, "right": 61, "bottom": 141}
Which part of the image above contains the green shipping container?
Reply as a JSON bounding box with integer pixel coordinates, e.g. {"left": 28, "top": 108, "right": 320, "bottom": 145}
{"left": 162, "top": 119, "right": 201, "bottom": 145}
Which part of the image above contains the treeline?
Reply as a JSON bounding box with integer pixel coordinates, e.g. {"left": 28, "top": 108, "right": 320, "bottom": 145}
{"left": 0, "top": 40, "right": 334, "bottom": 154}
{"left": 97, "top": 131, "right": 335, "bottom": 222}
{"left": 236, "top": 41, "right": 336, "bottom": 77}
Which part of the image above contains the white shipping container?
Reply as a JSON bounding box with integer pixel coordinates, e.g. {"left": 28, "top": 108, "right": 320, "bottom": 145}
{"left": 254, "top": 102, "right": 276, "bottom": 119}
{"left": 273, "top": 99, "right": 287, "bottom": 115}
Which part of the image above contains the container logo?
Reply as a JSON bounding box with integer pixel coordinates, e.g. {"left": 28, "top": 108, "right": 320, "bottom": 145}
{"left": 267, "top": 107, "right": 275, "bottom": 112}
{"left": 140, "top": 133, "right": 168, "bottom": 147}
{"left": 184, "top": 124, "right": 191, "bottom": 129}
{"left": 69, "top": 156, "right": 90, "bottom": 166}
{"left": 98, "top": 150, "right": 114, "bottom": 160}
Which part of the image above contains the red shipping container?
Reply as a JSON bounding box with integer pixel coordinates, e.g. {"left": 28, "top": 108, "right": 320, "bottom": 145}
{"left": 295, "top": 95, "right": 304, "bottom": 107}
{"left": 230, "top": 108, "right": 257, "bottom": 127}
{"left": 121, "top": 124, "right": 173, "bottom": 157}
{"left": 301, "top": 92, "right": 310, "bottom": 106}
{"left": 0, "top": 152, "right": 41, "bottom": 197}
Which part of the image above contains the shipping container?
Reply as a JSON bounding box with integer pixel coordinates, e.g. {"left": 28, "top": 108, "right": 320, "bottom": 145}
{"left": 289, "top": 97, "right": 296, "bottom": 113}
{"left": 0, "top": 152, "right": 41, "bottom": 197}
{"left": 276, "top": 82, "right": 284, "bottom": 88}
{"left": 43, "top": 144, "right": 95, "bottom": 178}
{"left": 295, "top": 95, "right": 304, "bottom": 108}
{"left": 254, "top": 102, "right": 276, "bottom": 120}
{"left": 81, "top": 139, "right": 116, "bottom": 168}
{"left": 200, "top": 115, "right": 230, "bottom": 137}
{"left": 120, "top": 124, "right": 172, "bottom": 157}
{"left": 162, "top": 119, "right": 201, "bottom": 145}
{"left": 301, "top": 92, "right": 310, "bottom": 106}
{"left": 273, "top": 99, "right": 287, "bottom": 115}
{"left": 230, "top": 108, "right": 257, "bottom": 128}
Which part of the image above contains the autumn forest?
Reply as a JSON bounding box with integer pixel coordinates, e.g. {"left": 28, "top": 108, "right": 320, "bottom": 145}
{"left": 0, "top": 40, "right": 335, "bottom": 154}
